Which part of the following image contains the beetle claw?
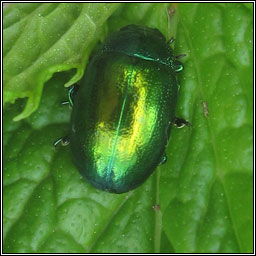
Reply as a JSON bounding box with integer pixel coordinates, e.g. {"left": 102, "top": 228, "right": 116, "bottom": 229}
{"left": 173, "top": 118, "right": 191, "bottom": 128}
{"left": 53, "top": 136, "right": 70, "bottom": 148}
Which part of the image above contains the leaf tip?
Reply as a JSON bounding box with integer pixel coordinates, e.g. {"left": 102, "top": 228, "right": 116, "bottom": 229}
{"left": 12, "top": 95, "right": 39, "bottom": 122}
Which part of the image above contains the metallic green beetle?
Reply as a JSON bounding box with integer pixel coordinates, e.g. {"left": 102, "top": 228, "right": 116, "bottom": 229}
{"left": 56, "top": 25, "right": 185, "bottom": 193}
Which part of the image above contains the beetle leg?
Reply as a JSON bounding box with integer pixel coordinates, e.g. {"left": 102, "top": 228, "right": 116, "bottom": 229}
{"left": 60, "top": 84, "right": 79, "bottom": 108}
{"left": 167, "top": 36, "right": 175, "bottom": 45}
{"left": 158, "top": 153, "right": 167, "bottom": 166}
{"left": 53, "top": 136, "right": 70, "bottom": 148}
{"left": 68, "top": 85, "right": 77, "bottom": 107}
{"left": 175, "top": 53, "right": 186, "bottom": 59}
{"left": 174, "top": 60, "right": 184, "bottom": 73}
{"left": 172, "top": 118, "right": 191, "bottom": 128}
{"left": 60, "top": 101, "right": 70, "bottom": 106}
{"left": 176, "top": 78, "right": 181, "bottom": 91}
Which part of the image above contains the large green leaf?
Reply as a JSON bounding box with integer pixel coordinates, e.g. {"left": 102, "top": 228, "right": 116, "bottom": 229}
{"left": 3, "top": 3, "right": 253, "bottom": 253}
{"left": 3, "top": 3, "right": 120, "bottom": 121}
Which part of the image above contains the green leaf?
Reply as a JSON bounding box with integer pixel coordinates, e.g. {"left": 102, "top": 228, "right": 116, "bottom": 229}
{"left": 160, "top": 3, "right": 253, "bottom": 253}
{"left": 3, "top": 3, "right": 253, "bottom": 253}
{"left": 3, "top": 3, "right": 120, "bottom": 121}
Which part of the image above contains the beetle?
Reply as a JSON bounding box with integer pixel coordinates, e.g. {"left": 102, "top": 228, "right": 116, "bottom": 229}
{"left": 54, "top": 24, "right": 187, "bottom": 193}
